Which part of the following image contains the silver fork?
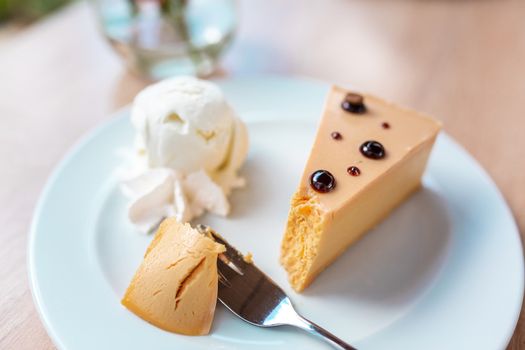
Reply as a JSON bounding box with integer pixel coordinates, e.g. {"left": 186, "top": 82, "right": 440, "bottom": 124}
{"left": 196, "top": 225, "right": 357, "bottom": 350}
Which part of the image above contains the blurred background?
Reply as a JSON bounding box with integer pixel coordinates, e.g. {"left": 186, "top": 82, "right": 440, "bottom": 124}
{"left": 0, "top": 0, "right": 524, "bottom": 349}
{"left": 0, "top": 0, "right": 70, "bottom": 23}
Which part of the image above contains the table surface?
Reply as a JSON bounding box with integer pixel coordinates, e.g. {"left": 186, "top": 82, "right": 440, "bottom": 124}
{"left": 1, "top": 1, "right": 523, "bottom": 349}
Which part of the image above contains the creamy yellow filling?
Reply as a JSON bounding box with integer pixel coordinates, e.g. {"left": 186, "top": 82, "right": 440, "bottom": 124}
{"left": 280, "top": 193, "right": 324, "bottom": 292}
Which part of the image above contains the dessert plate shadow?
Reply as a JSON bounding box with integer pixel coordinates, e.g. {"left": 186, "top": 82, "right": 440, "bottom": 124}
{"left": 29, "top": 77, "right": 523, "bottom": 350}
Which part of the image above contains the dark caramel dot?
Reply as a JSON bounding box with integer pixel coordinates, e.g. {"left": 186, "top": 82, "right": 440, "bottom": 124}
{"left": 310, "top": 170, "right": 336, "bottom": 193}
{"left": 331, "top": 131, "right": 342, "bottom": 140}
{"left": 347, "top": 166, "right": 361, "bottom": 176}
{"left": 341, "top": 93, "right": 366, "bottom": 114}
{"left": 382, "top": 122, "right": 390, "bottom": 129}
{"left": 360, "top": 140, "right": 385, "bottom": 159}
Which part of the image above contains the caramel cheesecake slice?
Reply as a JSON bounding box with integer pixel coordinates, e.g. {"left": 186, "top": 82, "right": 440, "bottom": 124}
{"left": 280, "top": 86, "right": 441, "bottom": 292}
{"left": 122, "top": 218, "right": 225, "bottom": 335}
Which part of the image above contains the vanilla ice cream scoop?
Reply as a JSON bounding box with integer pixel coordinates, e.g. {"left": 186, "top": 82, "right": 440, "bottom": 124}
{"left": 131, "top": 76, "right": 237, "bottom": 173}
{"left": 124, "top": 77, "right": 249, "bottom": 232}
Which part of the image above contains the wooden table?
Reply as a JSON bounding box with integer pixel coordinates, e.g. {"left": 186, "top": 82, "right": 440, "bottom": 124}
{"left": 1, "top": 1, "right": 523, "bottom": 348}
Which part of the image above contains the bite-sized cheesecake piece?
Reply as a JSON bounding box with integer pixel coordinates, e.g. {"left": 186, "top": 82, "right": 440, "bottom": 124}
{"left": 122, "top": 218, "right": 225, "bottom": 335}
{"left": 281, "top": 86, "right": 442, "bottom": 292}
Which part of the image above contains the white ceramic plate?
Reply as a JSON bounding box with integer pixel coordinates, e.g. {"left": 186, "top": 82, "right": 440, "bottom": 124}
{"left": 29, "top": 77, "right": 523, "bottom": 350}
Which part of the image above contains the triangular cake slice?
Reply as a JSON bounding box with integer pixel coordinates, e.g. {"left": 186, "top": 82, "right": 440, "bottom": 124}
{"left": 122, "top": 218, "right": 225, "bottom": 335}
{"left": 280, "top": 86, "right": 442, "bottom": 292}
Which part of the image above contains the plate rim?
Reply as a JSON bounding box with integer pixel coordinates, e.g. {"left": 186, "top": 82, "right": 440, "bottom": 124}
{"left": 28, "top": 111, "right": 129, "bottom": 350}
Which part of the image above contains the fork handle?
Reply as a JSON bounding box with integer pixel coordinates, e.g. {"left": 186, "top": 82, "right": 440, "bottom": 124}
{"left": 291, "top": 314, "right": 357, "bottom": 350}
